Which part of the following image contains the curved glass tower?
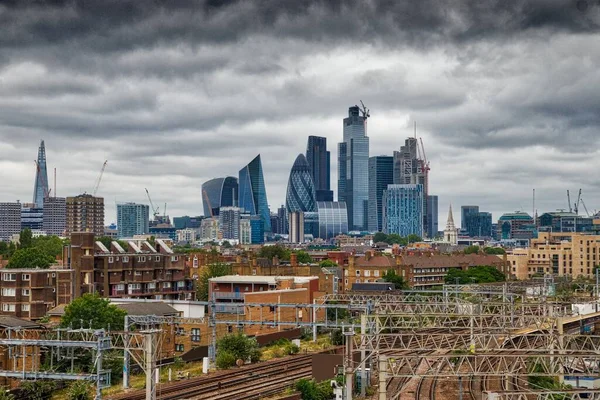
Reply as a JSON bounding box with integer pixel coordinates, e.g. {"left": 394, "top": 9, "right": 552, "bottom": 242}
{"left": 286, "top": 154, "right": 317, "bottom": 213}
{"left": 239, "top": 155, "right": 271, "bottom": 232}
{"left": 201, "top": 176, "right": 238, "bottom": 217}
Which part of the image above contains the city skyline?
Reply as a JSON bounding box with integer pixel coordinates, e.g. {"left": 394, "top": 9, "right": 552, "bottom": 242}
{"left": 0, "top": 1, "right": 599, "bottom": 228}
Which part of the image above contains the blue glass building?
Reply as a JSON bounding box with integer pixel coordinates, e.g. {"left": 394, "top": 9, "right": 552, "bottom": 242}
{"left": 317, "top": 202, "right": 349, "bottom": 240}
{"left": 368, "top": 156, "right": 394, "bottom": 232}
{"left": 426, "top": 195, "right": 439, "bottom": 238}
{"left": 306, "top": 136, "right": 333, "bottom": 202}
{"left": 249, "top": 217, "right": 265, "bottom": 244}
{"left": 286, "top": 154, "right": 317, "bottom": 213}
{"left": 338, "top": 106, "right": 369, "bottom": 231}
{"left": 117, "top": 202, "right": 150, "bottom": 238}
{"left": 202, "top": 177, "right": 238, "bottom": 217}
{"left": 239, "top": 155, "right": 271, "bottom": 232}
{"left": 33, "top": 140, "right": 49, "bottom": 209}
{"left": 383, "top": 184, "right": 423, "bottom": 237}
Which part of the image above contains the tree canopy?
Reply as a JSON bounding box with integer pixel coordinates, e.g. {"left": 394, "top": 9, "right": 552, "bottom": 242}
{"left": 319, "top": 259, "right": 338, "bottom": 268}
{"left": 484, "top": 247, "right": 506, "bottom": 255}
{"left": 61, "top": 293, "right": 127, "bottom": 330}
{"left": 295, "top": 251, "right": 312, "bottom": 264}
{"left": 383, "top": 269, "right": 409, "bottom": 289}
{"left": 445, "top": 266, "right": 505, "bottom": 285}
{"left": 463, "top": 245, "right": 480, "bottom": 255}
{"left": 258, "top": 245, "right": 291, "bottom": 261}
{"left": 19, "top": 228, "right": 33, "bottom": 249}
{"left": 216, "top": 333, "right": 261, "bottom": 369}
{"left": 6, "top": 247, "right": 55, "bottom": 269}
{"left": 196, "top": 262, "right": 232, "bottom": 301}
{"left": 372, "top": 233, "right": 422, "bottom": 246}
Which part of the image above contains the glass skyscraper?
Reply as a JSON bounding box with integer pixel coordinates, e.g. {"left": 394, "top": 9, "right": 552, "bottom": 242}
{"left": 117, "top": 202, "right": 150, "bottom": 238}
{"left": 286, "top": 154, "right": 317, "bottom": 213}
{"left": 317, "top": 201, "right": 349, "bottom": 240}
{"left": 462, "top": 205, "right": 493, "bottom": 237}
{"left": 426, "top": 195, "right": 439, "bottom": 238}
{"left": 201, "top": 176, "right": 238, "bottom": 217}
{"left": 368, "top": 156, "right": 394, "bottom": 232}
{"left": 238, "top": 155, "right": 271, "bottom": 232}
{"left": 338, "top": 106, "right": 369, "bottom": 230}
{"left": 33, "top": 140, "right": 49, "bottom": 209}
{"left": 306, "top": 136, "right": 333, "bottom": 202}
{"left": 383, "top": 184, "right": 424, "bottom": 237}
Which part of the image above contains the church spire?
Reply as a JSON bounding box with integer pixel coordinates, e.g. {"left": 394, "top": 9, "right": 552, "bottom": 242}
{"left": 446, "top": 204, "right": 455, "bottom": 229}
{"left": 444, "top": 203, "right": 458, "bottom": 245}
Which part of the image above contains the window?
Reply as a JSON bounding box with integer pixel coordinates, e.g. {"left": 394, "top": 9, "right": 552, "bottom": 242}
{"left": 123, "top": 256, "right": 129, "bottom": 262}
{"left": 134, "top": 271, "right": 142, "bottom": 276}
{"left": 22, "top": 289, "right": 30, "bottom": 296}
{"left": 374, "top": 270, "right": 380, "bottom": 277}
{"left": 176, "top": 327, "right": 185, "bottom": 335}
{"left": 2, "top": 304, "right": 15, "bottom": 312}
{"left": 147, "top": 282, "right": 156, "bottom": 289}
{"left": 2, "top": 273, "right": 16, "bottom": 281}
{"left": 2, "top": 288, "right": 15, "bottom": 297}
{"left": 364, "top": 270, "right": 371, "bottom": 277}
{"left": 21, "top": 304, "right": 30, "bottom": 312}
{"left": 155, "top": 256, "right": 160, "bottom": 262}
{"left": 22, "top": 274, "right": 30, "bottom": 281}
{"left": 108, "top": 257, "right": 114, "bottom": 263}
{"left": 355, "top": 270, "right": 360, "bottom": 276}
{"left": 191, "top": 328, "right": 201, "bottom": 342}
{"left": 171, "top": 256, "right": 179, "bottom": 262}
{"left": 175, "top": 344, "right": 184, "bottom": 352}
{"left": 162, "top": 282, "right": 172, "bottom": 288}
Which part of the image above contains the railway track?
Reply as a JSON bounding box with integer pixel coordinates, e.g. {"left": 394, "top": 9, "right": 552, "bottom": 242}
{"left": 108, "top": 353, "right": 316, "bottom": 400}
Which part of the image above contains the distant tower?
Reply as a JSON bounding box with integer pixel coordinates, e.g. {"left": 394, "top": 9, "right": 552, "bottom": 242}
{"left": 444, "top": 204, "right": 458, "bottom": 245}
{"left": 33, "top": 140, "right": 49, "bottom": 208}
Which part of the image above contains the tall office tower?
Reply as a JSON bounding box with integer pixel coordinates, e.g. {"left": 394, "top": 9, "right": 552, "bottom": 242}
{"left": 286, "top": 154, "right": 317, "bottom": 214}
{"left": 270, "top": 213, "right": 280, "bottom": 234}
{"left": 43, "top": 197, "right": 66, "bottom": 236}
{"left": 116, "top": 203, "right": 150, "bottom": 238}
{"left": 21, "top": 204, "right": 43, "bottom": 231}
{"left": 66, "top": 194, "right": 105, "bottom": 236}
{"left": 426, "top": 195, "right": 439, "bottom": 238}
{"left": 393, "top": 137, "right": 429, "bottom": 235}
{"left": 317, "top": 202, "right": 349, "bottom": 240}
{"left": 444, "top": 205, "right": 458, "bottom": 245}
{"left": 219, "top": 206, "right": 241, "bottom": 240}
{"left": 0, "top": 202, "right": 21, "bottom": 242}
{"left": 461, "top": 205, "right": 480, "bottom": 231}
{"left": 288, "top": 211, "right": 305, "bottom": 244}
{"left": 382, "top": 184, "right": 423, "bottom": 237}
{"left": 33, "top": 140, "right": 49, "bottom": 209}
{"left": 306, "top": 136, "right": 333, "bottom": 202}
{"left": 338, "top": 106, "right": 369, "bottom": 230}
{"left": 277, "top": 205, "right": 287, "bottom": 234}
{"left": 201, "top": 176, "right": 238, "bottom": 217}
{"left": 239, "top": 155, "right": 271, "bottom": 232}
{"left": 368, "top": 156, "right": 394, "bottom": 232}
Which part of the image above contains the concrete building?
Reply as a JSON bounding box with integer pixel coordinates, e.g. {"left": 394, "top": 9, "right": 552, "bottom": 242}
{"left": 338, "top": 105, "right": 369, "bottom": 231}
{"left": 444, "top": 204, "right": 458, "bottom": 245}
{"left": 538, "top": 212, "right": 594, "bottom": 233}
{"left": 506, "top": 232, "right": 600, "bottom": 280}
{"left": 368, "top": 156, "right": 394, "bottom": 232}
{"left": 66, "top": 194, "right": 105, "bottom": 236}
{"left": 176, "top": 228, "right": 196, "bottom": 244}
{"left": 219, "top": 207, "right": 241, "bottom": 240}
{"left": 0, "top": 202, "right": 21, "bottom": 242}
{"left": 289, "top": 211, "right": 305, "bottom": 244}
{"left": 21, "top": 205, "right": 43, "bottom": 231}
{"left": 42, "top": 197, "right": 66, "bottom": 236}
{"left": 117, "top": 202, "right": 150, "bottom": 238}
{"left": 200, "top": 217, "right": 219, "bottom": 242}
{"left": 382, "top": 184, "right": 423, "bottom": 237}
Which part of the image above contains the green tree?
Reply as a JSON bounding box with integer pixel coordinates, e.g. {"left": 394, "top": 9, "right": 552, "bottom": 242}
{"left": 295, "top": 251, "right": 312, "bottom": 264}
{"left": 383, "top": 269, "right": 409, "bottom": 289}
{"left": 216, "top": 350, "right": 237, "bottom": 369}
{"left": 463, "top": 245, "right": 480, "bottom": 255}
{"left": 373, "top": 232, "right": 388, "bottom": 243}
{"left": 67, "top": 381, "right": 93, "bottom": 400}
{"left": 319, "top": 259, "right": 338, "bottom": 268}
{"left": 407, "top": 234, "right": 423, "bottom": 243}
{"left": 445, "top": 266, "right": 505, "bottom": 284}
{"left": 222, "top": 240, "right": 232, "bottom": 249}
{"left": 295, "top": 379, "right": 334, "bottom": 400}
{"left": 20, "top": 381, "right": 56, "bottom": 400}
{"left": 216, "top": 333, "right": 261, "bottom": 368}
{"left": 258, "top": 245, "right": 291, "bottom": 261}
{"left": 0, "top": 387, "right": 15, "bottom": 400}
{"left": 386, "top": 234, "right": 407, "bottom": 246}
{"left": 19, "top": 229, "right": 33, "bottom": 249}
{"left": 61, "top": 293, "right": 127, "bottom": 330}
{"left": 196, "top": 262, "right": 232, "bottom": 301}
{"left": 32, "top": 235, "right": 64, "bottom": 258}
{"left": 0, "top": 242, "right": 8, "bottom": 257}
{"left": 484, "top": 247, "right": 505, "bottom": 255}
{"left": 6, "top": 247, "right": 54, "bottom": 269}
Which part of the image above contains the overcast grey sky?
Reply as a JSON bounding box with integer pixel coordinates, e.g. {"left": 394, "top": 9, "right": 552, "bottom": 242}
{"left": 1, "top": 0, "right": 599, "bottom": 227}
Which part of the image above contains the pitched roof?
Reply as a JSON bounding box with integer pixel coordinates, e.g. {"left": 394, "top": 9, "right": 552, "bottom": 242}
{"left": 355, "top": 255, "right": 394, "bottom": 268}
{"left": 48, "top": 302, "right": 179, "bottom": 317}
{"left": 400, "top": 254, "right": 503, "bottom": 268}
{"left": 0, "top": 316, "right": 45, "bottom": 329}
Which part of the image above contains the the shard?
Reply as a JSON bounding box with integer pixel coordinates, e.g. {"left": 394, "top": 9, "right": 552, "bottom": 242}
{"left": 33, "top": 140, "right": 49, "bottom": 208}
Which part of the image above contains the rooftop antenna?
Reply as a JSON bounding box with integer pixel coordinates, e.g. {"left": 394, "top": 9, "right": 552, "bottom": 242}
{"left": 414, "top": 120, "right": 417, "bottom": 139}
{"left": 54, "top": 167, "right": 57, "bottom": 198}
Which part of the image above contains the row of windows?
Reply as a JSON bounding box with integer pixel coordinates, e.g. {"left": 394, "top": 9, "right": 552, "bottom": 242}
{"left": 2, "top": 273, "right": 31, "bottom": 281}
{"left": 2, "top": 304, "right": 29, "bottom": 312}
{"left": 108, "top": 256, "right": 180, "bottom": 263}
{"left": 1, "top": 288, "right": 30, "bottom": 296}
{"left": 355, "top": 270, "right": 381, "bottom": 277}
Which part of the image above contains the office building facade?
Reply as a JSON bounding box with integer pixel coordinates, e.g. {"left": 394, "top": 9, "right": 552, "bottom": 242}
{"left": 43, "top": 197, "right": 66, "bottom": 236}
{"left": 427, "top": 195, "right": 439, "bottom": 238}
{"left": 117, "top": 203, "right": 150, "bottom": 238}
{"left": 338, "top": 106, "right": 369, "bottom": 230}
{"left": 461, "top": 205, "right": 493, "bottom": 237}
{"left": 239, "top": 155, "right": 271, "bottom": 232}
{"left": 306, "top": 136, "right": 333, "bottom": 202}
{"left": 461, "top": 206, "right": 480, "bottom": 231}
{"left": 219, "top": 207, "right": 241, "bottom": 240}
{"left": 21, "top": 205, "right": 43, "bottom": 231}
{"left": 66, "top": 194, "right": 105, "bottom": 236}
{"left": 317, "top": 201, "right": 349, "bottom": 240}
{"left": 201, "top": 177, "right": 238, "bottom": 217}
{"left": 33, "top": 140, "right": 49, "bottom": 209}
{"left": 0, "top": 203, "right": 21, "bottom": 242}
{"left": 368, "top": 156, "right": 394, "bottom": 232}
{"left": 200, "top": 217, "right": 219, "bottom": 242}
{"left": 497, "top": 212, "right": 536, "bottom": 240}
{"left": 382, "top": 184, "right": 423, "bottom": 237}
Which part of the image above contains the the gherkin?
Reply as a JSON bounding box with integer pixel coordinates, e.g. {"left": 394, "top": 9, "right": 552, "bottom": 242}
{"left": 286, "top": 154, "right": 317, "bottom": 213}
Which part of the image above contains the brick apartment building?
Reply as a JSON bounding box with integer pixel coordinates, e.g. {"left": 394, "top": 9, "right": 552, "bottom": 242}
{"left": 66, "top": 232, "right": 194, "bottom": 300}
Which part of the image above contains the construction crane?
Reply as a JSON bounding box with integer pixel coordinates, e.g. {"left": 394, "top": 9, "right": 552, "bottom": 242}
{"left": 567, "top": 190, "right": 572, "bottom": 213}
{"left": 145, "top": 188, "right": 160, "bottom": 220}
{"left": 574, "top": 188, "right": 582, "bottom": 215}
{"left": 580, "top": 197, "right": 591, "bottom": 217}
{"left": 358, "top": 100, "right": 370, "bottom": 135}
{"left": 34, "top": 160, "right": 51, "bottom": 198}
{"left": 92, "top": 160, "right": 108, "bottom": 196}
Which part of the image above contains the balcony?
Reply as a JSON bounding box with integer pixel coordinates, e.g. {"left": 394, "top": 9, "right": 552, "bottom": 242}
{"left": 212, "top": 292, "right": 244, "bottom": 300}
{"left": 214, "top": 304, "right": 245, "bottom": 314}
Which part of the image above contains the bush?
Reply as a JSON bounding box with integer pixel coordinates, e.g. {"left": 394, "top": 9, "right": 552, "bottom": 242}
{"left": 216, "top": 351, "right": 237, "bottom": 369}
{"left": 217, "top": 333, "right": 261, "bottom": 365}
{"left": 0, "top": 387, "right": 15, "bottom": 400}
{"left": 295, "top": 379, "right": 334, "bottom": 400}
{"left": 285, "top": 343, "right": 300, "bottom": 355}
{"left": 20, "top": 380, "right": 56, "bottom": 400}
{"left": 67, "top": 381, "right": 93, "bottom": 400}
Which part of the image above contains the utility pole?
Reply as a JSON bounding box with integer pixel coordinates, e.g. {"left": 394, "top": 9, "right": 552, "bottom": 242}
{"left": 145, "top": 331, "right": 157, "bottom": 400}
{"left": 344, "top": 329, "right": 355, "bottom": 400}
